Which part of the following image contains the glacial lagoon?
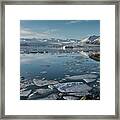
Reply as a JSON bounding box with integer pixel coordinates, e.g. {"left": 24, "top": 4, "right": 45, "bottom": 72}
{"left": 20, "top": 50, "right": 100, "bottom": 100}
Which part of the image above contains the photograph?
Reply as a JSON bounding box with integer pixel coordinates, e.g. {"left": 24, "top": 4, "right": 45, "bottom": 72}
{"left": 20, "top": 20, "right": 100, "bottom": 100}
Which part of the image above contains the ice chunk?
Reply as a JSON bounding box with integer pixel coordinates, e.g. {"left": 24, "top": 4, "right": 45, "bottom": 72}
{"left": 33, "top": 79, "right": 58, "bottom": 87}
{"left": 41, "top": 93, "right": 59, "bottom": 100}
{"left": 40, "top": 71, "right": 47, "bottom": 74}
{"left": 83, "top": 79, "right": 96, "bottom": 83}
{"left": 63, "top": 96, "right": 79, "bottom": 100}
{"left": 68, "top": 92, "right": 90, "bottom": 96}
{"left": 36, "top": 88, "right": 53, "bottom": 94}
{"left": 66, "top": 74, "right": 97, "bottom": 80}
{"left": 28, "top": 88, "right": 54, "bottom": 99}
{"left": 54, "top": 82, "right": 92, "bottom": 93}
{"left": 20, "top": 90, "right": 32, "bottom": 97}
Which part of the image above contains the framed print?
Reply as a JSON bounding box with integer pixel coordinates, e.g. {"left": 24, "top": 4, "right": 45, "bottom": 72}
{"left": 0, "top": 0, "right": 119, "bottom": 119}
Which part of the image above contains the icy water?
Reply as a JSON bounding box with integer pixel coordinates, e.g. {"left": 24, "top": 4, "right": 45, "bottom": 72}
{"left": 20, "top": 52, "right": 100, "bottom": 81}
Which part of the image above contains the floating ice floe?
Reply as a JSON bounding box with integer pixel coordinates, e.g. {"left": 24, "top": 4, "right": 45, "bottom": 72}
{"left": 65, "top": 75, "right": 70, "bottom": 77}
{"left": 68, "top": 92, "right": 90, "bottom": 96}
{"left": 40, "top": 71, "right": 47, "bottom": 74}
{"left": 80, "top": 51, "right": 88, "bottom": 57}
{"left": 67, "top": 91, "right": 90, "bottom": 97}
{"left": 36, "top": 88, "right": 53, "bottom": 94}
{"left": 63, "top": 96, "right": 80, "bottom": 100}
{"left": 20, "top": 90, "right": 32, "bottom": 97}
{"left": 96, "top": 80, "right": 100, "bottom": 83}
{"left": 28, "top": 88, "right": 53, "bottom": 99}
{"left": 83, "top": 79, "right": 96, "bottom": 83}
{"left": 33, "top": 79, "right": 58, "bottom": 87}
{"left": 54, "top": 82, "right": 92, "bottom": 93}
{"left": 91, "top": 72, "right": 98, "bottom": 74}
{"left": 48, "top": 85, "right": 55, "bottom": 89}
{"left": 41, "top": 93, "right": 59, "bottom": 100}
{"left": 66, "top": 74, "right": 98, "bottom": 81}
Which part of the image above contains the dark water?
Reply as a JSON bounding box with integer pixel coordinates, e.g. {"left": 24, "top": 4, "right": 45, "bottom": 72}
{"left": 20, "top": 52, "right": 100, "bottom": 81}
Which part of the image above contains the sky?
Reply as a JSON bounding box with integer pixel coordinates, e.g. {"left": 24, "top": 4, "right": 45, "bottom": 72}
{"left": 20, "top": 20, "right": 100, "bottom": 40}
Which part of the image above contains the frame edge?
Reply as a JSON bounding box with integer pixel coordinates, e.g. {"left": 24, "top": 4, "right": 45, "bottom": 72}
{"left": 0, "top": 0, "right": 119, "bottom": 119}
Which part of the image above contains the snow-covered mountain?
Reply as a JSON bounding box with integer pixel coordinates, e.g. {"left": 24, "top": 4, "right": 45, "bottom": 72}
{"left": 80, "top": 35, "right": 100, "bottom": 45}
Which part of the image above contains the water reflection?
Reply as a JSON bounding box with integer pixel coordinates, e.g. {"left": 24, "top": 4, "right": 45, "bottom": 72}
{"left": 20, "top": 48, "right": 100, "bottom": 100}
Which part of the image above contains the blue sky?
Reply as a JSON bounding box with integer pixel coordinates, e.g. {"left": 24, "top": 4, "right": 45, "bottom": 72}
{"left": 20, "top": 20, "right": 100, "bottom": 40}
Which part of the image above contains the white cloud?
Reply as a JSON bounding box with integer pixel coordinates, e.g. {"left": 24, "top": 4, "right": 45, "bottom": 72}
{"left": 66, "top": 20, "right": 81, "bottom": 24}
{"left": 20, "top": 29, "right": 33, "bottom": 35}
{"left": 66, "top": 20, "right": 89, "bottom": 24}
{"left": 20, "top": 28, "right": 58, "bottom": 38}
